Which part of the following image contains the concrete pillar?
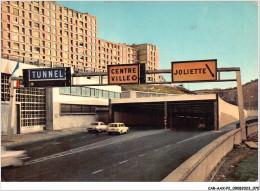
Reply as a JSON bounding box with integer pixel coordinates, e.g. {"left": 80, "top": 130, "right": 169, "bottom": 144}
{"left": 108, "top": 99, "right": 114, "bottom": 123}
{"left": 46, "top": 88, "right": 53, "bottom": 130}
{"left": 164, "top": 102, "right": 167, "bottom": 129}
{"left": 7, "top": 80, "right": 16, "bottom": 141}
{"left": 214, "top": 100, "right": 218, "bottom": 131}
{"left": 236, "top": 71, "right": 246, "bottom": 140}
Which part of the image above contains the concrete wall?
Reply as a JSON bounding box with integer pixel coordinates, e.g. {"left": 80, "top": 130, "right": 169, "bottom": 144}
{"left": 162, "top": 128, "right": 243, "bottom": 182}
{"left": 51, "top": 85, "right": 121, "bottom": 130}
{"left": 162, "top": 124, "right": 257, "bottom": 182}
{"left": 1, "top": 102, "right": 9, "bottom": 135}
{"left": 218, "top": 97, "right": 248, "bottom": 128}
{"left": 246, "top": 110, "right": 258, "bottom": 117}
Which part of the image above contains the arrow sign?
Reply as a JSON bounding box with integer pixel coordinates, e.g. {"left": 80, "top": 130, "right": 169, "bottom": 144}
{"left": 171, "top": 59, "right": 217, "bottom": 82}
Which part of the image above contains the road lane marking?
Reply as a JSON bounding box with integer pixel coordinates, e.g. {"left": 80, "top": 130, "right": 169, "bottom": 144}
{"left": 52, "top": 142, "right": 61, "bottom": 145}
{"left": 81, "top": 136, "right": 86, "bottom": 139}
{"left": 165, "top": 145, "right": 171, "bottom": 148}
{"left": 69, "top": 139, "right": 74, "bottom": 141}
{"left": 21, "top": 157, "right": 30, "bottom": 160}
{"left": 139, "top": 154, "right": 146, "bottom": 157}
{"left": 118, "top": 160, "right": 128, "bottom": 164}
{"left": 24, "top": 130, "right": 165, "bottom": 166}
{"left": 176, "top": 132, "right": 213, "bottom": 144}
{"left": 153, "top": 149, "right": 159, "bottom": 152}
{"left": 91, "top": 169, "right": 103, "bottom": 174}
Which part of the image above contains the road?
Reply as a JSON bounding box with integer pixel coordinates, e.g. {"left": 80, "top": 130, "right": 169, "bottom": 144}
{"left": 1, "top": 129, "right": 229, "bottom": 181}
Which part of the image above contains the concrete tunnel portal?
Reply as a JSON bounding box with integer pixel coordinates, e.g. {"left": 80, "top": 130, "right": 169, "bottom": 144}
{"left": 110, "top": 94, "right": 219, "bottom": 131}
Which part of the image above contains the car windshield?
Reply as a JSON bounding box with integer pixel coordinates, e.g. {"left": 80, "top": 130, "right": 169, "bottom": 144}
{"left": 109, "top": 124, "right": 118, "bottom": 127}
{"left": 90, "top": 123, "right": 99, "bottom": 125}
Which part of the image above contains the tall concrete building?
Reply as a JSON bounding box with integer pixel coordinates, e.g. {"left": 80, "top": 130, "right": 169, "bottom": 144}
{"left": 1, "top": 1, "right": 163, "bottom": 82}
{"left": 1, "top": 1, "right": 164, "bottom": 134}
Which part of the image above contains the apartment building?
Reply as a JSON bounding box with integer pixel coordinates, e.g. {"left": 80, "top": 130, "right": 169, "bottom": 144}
{"left": 1, "top": 1, "right": 98, "bottom": 72}
{"left": 97, "top": 39, "right": 138, "bottom": 72}
{"left": 1, "top": 1, "right": 164, "bottom": 134}
{"left": 132, "top": 43, "right": 159, "bottom": 82}
{"left": 1, "top": 1, "right": 162, "bottom": 78}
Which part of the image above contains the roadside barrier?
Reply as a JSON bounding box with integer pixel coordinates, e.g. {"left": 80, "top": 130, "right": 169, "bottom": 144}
{"left": 162, "top": 124, "right": 258, "bottom": 182}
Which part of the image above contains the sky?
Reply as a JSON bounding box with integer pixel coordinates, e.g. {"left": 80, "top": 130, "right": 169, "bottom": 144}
{"left": 57, "top": 1, "right": 258, "bottom": 90}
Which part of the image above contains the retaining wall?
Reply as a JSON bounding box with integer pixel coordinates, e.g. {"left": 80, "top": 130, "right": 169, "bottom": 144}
{"left": 162, "top": 125, "right": 258, "bottom": 182}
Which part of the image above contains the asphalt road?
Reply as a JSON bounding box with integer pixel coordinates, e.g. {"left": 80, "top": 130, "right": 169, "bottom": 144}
{"left": 2, "top": 129, "right": 229, "bottom": 182}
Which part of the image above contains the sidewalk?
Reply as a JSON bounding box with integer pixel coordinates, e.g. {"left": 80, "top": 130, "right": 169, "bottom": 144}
{"left": 1, "top": 127, "right": 85, "bottom": 148}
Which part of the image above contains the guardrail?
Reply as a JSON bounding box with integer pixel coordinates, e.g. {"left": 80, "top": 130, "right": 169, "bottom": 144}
{"left": 236, "top": 118, "right": 258, "bottom": 138}
{"left": 162, "top": 121, "right": 258, "bottom": 182}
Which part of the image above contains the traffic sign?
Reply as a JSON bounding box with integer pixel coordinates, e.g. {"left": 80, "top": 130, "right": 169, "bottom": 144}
{"left": 108, "top": 64, "right": 140, "bottom": 85}
{"left": 172, "top": 60, "right": 217, "bottom": 82}
{"left": 23, "top": 67, "right": 71, "bottom": 87}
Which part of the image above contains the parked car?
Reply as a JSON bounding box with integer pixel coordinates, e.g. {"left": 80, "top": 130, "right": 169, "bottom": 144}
{"left": 86, "top": 122, "right": 107, "bottom": 132}
{"left": 1, "top": 146, "right": 27, "bottom": 167}
{"left": 107, "top": 123, "right": 129, "bottom": 135}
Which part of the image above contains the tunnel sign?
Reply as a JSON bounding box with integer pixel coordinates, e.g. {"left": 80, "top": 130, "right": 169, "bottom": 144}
{"left": 23, "top": 67, "right": 71, "bottom": 87}
{"left": 171, "top": 59, "right": 217, "bottom": 82}
{"left": 108, "top": 64, "right": 140, "bottom": 85}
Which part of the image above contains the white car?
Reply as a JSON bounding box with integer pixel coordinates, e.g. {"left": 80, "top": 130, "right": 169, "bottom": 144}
{"left": 1, "top": 146, "right": 27, "bottom": 167}
{"left": 107, "top": 123, "right": 129, "bottom": 135}
{"left": 86, "top": 122, "right": 107, "bottom": 133}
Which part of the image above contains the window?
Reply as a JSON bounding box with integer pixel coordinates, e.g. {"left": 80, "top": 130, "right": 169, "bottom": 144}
{"left": 60, "top": 104, "right": 106, "bottom": 115}
{"left": 115, "top": 93, "right": 120, "bottom": 98}
{"left": 90, "top": 89, "right": 95, "bottom": 97}
{"left": 34, "top": 6, "right": 39, "bottom": 13}
{"left": 12, "top": 33, "right": 18, "bottom": 41}
{"left": 13, "top": 43, "right": 19, "bottom": 50}
{"left": 13, "top": 25, "right": 19, "bottom": 32}
{"left": 34, "top": 14, "right": 39, "bottom": 21}
{"left": 102, "top": 91, "right": 109, "bottom": 98}
{"left": 109, "top": 92, "right": 115, "bottom": 99}
{"left": 13, "top": 8, "right": 19, "bottom": 16}
{"left": 69, "top": 10, "right": 72, "bottom": 16}
{"left": 95, "top": 89, "right": 102, "bottom": 97}
{"left": 33, "top": 39, "right": 39, "bottom": 45}
{"left": 34, "top": 22, "right": 39, "bottom": 29}
{"left": 34, "top": 31, "right": 39, "bottom": 37}
{"left": 13, "top": 17, "right": 19, "bottom": 24}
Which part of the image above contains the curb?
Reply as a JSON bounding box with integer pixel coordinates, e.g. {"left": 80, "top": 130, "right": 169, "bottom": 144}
{"left": 3, "top": 130, "right": 84, "bottom": 149}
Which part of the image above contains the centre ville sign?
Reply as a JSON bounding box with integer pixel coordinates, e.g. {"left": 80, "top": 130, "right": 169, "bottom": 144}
{"left": 171, "top": 59, "right": 217, "bottom": 82}
{"left": 108, "top": 64, "right": 146, "bottom": 85}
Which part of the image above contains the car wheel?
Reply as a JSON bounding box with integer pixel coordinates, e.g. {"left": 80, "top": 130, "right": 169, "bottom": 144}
{"left": 126, "top": 130, "right": 128, "bottom": 134}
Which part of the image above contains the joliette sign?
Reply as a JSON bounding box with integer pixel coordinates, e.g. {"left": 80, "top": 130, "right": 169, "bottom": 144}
{"left": 171, "top": 59, "right": 217, "bottom": 82}
{"left": 23, "top": 67, "right": 71, "bottom": 87}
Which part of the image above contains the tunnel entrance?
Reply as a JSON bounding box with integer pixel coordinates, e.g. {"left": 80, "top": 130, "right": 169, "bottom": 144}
{"left": 112, "top": 99, "right": 217, "bottom": 131}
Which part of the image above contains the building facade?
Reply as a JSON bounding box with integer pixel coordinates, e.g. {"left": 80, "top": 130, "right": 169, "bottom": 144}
{"left": 1, "top": 1, "right": 164, "bottom": 134}
{"left": 1, "top": 1, "right": 163, "bottom": 82}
